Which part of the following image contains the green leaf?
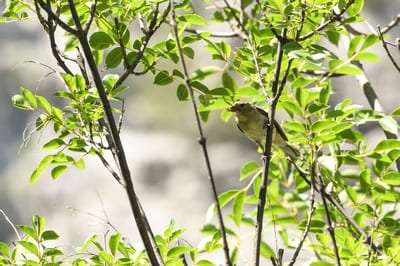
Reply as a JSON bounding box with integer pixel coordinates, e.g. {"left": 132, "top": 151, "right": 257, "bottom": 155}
{"left": 179, "top": 14, "right": 207, "bottom": 26}
{"left": 0, "top": 242, "right": 10, "bottom": 258}
{"left": 109, "top": 233, "right": 121, "bottom": 256}
{"left": 89, "top": 32, "right": 114, "bottom": 50}
{"left": 41, "top": 230, "right": 60, "bottom": 241}
{"left": 21, "top": 87, "right": 37, "bottom": 109}
{"left": 190, "top": 66, "right": 221, "bottom": 81}
{"left": 346, "top": 0, "right": 364, "bottom": 17}
{"left": 36, "top": 96, "right": 52, "bottom": 115}
{"left": 52, "top": 106, "right": 64, "bottom": 122}
{"left": 379, "top": 116, "right": 399, "bottom": 136}
{"left": 166, "top": 246, "right": 192, "bottom": 257}
{"left": 240, "top": 161, "right": 260, "bottom": 180}
{"left": 236, "top": 86, "right": 259, "bottom": 97}
{"left": 260, "top": 241, "right": 274, "bottom": 259}
{"left": 31, "top": 155, "right": 54, "bottom": 184}
{"left": 328, "top": 60, "right": 362, "bottom": 75}
{"left": 11, "top": 94, "right": 34, "bottom": 110}
{"left": 51, "top": 165, "right": 68, "bottom": 180}
{"left": 374, "top": 140, "right": 400, "bottom": 152}
{"left": 196, "top": 259, "right": 215, "bottom": 266}
{"left": 182, "top": 46, "right": 194, "bottom": 59}
{"left": 232, "top": 190, "right": 245, "bottom": 227}
{"left": 311, "top": 120, "right": 337, "bottom": 132}
{"left": 284, "top": 121, "right": 306, "bottom": 134}
{"left": 391, "top": 107, "right": 400, "bottom": 116}
{"left": 42, "top": 139, "right": 65, "bottom": 150}
{"left": 222, "top": 72, "right": 237, "bottom": 92}
{"left": 77, "top": 234, "right": 100, "bottom": 253}
{"left": 18, "top": 241, "right": 40, "bottom": 258}
{"left": 154, "top": 70, "right": 174, "bottom": 85}
{"left": 18, "top": 225, "right": 38, "bottom": 241}
{"left": 383, "top": 171, "right": 400, "bottom": 186}
{"left": 74, "top": 158, "right": 85, "bottom": 170}
{"left": 218, "top": 190, "right": 241, "bottom": 208}
{"left": 345, "top": 185, "right": 358, "bottom": 203}
{"left": 353, "top": 52, "right": 379, "bottom": 62}
{"left": 99, "top": 251, "right": 114, "bottom": 264}
{"left": 176, "top": 84, "right": 189, "bottom": 101}
{"left": 105, "top": 47, "right": 123, "bottom": 69}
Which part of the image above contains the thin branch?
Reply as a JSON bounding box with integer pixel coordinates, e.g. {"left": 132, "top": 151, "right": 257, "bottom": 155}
{"left": 298, "top": 0, "right": 355, "bottom": 41}
{"left": 67, "top": 0, "right": 164, "bottom": 264}
{"left": 289, "top": 185, "right": 316, "bottom": 266}
{"left": 294, "top": 164, "right": 381, "bottom": 254}
{"left": 317, "top": 174, "right": 341, "bottom": 265}
{"left": 253, "top": 28, "right": 287, "bottom": 266}
{"left": 114, "top": 4, "right": 170, "bottom": 90}
{"left": 35, "top": 0, "right": 78, "bottom": 35}
{"left": 377, "top": 25, "right": 400, "bottom": 72}
{"left": 184, "top": 28, "right": 242, "bottom": 38}
{"left": 0, "top": 209, "right": 21, "bottom": 240}
{"left": 223, "top": 0, "right": 249, "bottom": 39}
{"left": 83, "top": 0, "right": 97, "bottom": 34}
{"left": 169, "top": 1, "right": 232, "bottom": 265}
{"left": 379, "top": 13, "right": 400, "bottom": 34}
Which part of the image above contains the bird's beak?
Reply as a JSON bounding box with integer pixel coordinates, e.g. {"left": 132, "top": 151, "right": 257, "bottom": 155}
{"left": 227, "top": 105, "right": 236, "bottom": 112}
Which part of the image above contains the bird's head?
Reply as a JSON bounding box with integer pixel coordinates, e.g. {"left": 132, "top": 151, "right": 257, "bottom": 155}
{"left": 227, "top": 101, "right": 252, "bottom": 113}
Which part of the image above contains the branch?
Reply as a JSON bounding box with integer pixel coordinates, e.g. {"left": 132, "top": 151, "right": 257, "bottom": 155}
{"left": 288, "top": 185, "right": 316, "bottom": 266}
{"left": 35, "top": 0, "right": 78, "bottom": 35}
{"left": 377, "top": 25, "right": 400, "bottom": 72}
{"left": 317, "top": 172, "right": 341, "bottom": 265}
{"left": 298, "top": 0, "right": 355, "bottom": 41}
{"left": 379, "top": 13, "right": 400, "bottom": 34}
{"left": 114, "top": 4, "right": 170, "bottom": 90}
{"left": 253, "top": 28, "right": 287, "bottom": 266}
{"left": 66, "top": 1, "right": 164, "bottom": 264}
{"left": 184, "top": 28, "right": 242, "bottom": 38}
{"left": 169, "top": 1, "right": 232, "bottom": 265}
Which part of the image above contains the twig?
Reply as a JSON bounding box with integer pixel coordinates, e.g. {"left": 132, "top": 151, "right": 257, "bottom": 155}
{"left": 379, "top": 13, "right": 400, "bottom": 34}
{"left": 298, "top": 0, "right": 355, "bottom": 41}
{"left": 83, "top": 0, "right": 97, "bottom": 34}
{"left": 288, "top": 184, "right": 316, "bottom": 265}
{"left": 0, "top": 209, "right": 21, "bottom": 240}
{"left": 66, "top": 0, "right": 164, "bottom": 264}
{"left": 114, "top": 4, "right": 170, "bottom": 90}
{"left": 35, "top": 0, "right": 78, "bottom": 35}
{"left": 184, "top": 28, "right": 242, "bottom": 38}
{"left": 169, "top": 1, "right": 232, "bottom": 265}
{"left": 377, "top": 25, "right": 400, "bottom": 72}
{"left": 317, "top": 173, "right": 341, "bottom": 265}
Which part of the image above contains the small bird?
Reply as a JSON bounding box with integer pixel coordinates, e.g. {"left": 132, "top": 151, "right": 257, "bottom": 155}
{"left": 227, "top": 101, "right": 299, "bottom": 160}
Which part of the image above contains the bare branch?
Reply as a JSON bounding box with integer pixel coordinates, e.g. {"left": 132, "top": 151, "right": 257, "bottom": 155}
{"left": 377, "top": 25, "right": 400, "bottom": 72}
{"left": 380, "top": 13, "right": 400, "bottom": 34}
{"left": 169, "top": 1, "right": 232, "bottom": 265}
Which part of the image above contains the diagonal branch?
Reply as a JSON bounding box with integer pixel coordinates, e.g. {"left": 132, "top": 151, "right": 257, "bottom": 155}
{"left": 169, "top": 1, "right": 232, "bottom": 265}
{"left": 66, "top": 0, "right": 164, "bottom": 264}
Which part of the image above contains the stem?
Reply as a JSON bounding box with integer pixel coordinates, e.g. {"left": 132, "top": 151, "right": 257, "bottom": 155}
{"left": 169, "top": 1, "right": 232, "bottom": 265}
{"left": 253, "top": 28, "right": 287, "bottom": 266}
{"left": 67, "top": 1, "right": 163, "bottom": 264}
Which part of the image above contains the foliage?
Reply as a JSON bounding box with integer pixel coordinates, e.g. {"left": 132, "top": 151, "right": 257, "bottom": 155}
{"left": 2, "top": 0, "right": 400, "bottom": 265}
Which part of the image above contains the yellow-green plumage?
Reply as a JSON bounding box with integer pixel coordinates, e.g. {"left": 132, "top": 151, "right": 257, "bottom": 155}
{"left": 228, "top": 101, "right": 299, "bottom": 160}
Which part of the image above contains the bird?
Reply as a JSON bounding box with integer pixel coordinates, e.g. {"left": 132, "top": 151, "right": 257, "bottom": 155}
{"left": 227, "top": 101, "right": 299, "bottom": 160}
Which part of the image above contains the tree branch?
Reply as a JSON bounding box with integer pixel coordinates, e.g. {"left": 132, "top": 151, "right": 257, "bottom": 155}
{"left": 66, "top": 0, "right": 164, "bottom": 264}
{"left": 169, "top": 1, "right": 232, "bottom": 265}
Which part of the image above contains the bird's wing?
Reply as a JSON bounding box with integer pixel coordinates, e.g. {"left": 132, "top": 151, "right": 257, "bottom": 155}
{"left": 255, "top": 106, "right": 288, "bottom": 141}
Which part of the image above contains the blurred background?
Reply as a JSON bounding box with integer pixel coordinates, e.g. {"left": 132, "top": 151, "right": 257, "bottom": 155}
{"left": 0, "top": 1, "right": 399, "bottom": 264}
